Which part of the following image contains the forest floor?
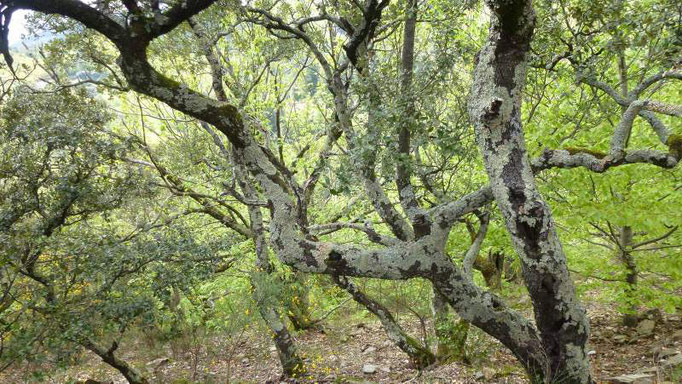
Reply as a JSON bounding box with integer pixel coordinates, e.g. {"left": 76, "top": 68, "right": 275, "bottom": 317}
{"left": 3, "top": 302, "right": 682, "bottom": 384}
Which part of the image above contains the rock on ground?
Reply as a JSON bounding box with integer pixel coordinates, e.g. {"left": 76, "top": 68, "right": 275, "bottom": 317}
{"left": 636, "top": 320, "right": 656, "bottom": 336}
{"left": 362, "top": 364, "right": 377, "bottom": 374}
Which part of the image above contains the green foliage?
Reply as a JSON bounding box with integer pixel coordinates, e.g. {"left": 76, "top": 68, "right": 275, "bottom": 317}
{"left": 0, "top": 87, "right": 235, "bottom": 374}
{"left": 1, "top": 0, "right": 681, "bottom": 380}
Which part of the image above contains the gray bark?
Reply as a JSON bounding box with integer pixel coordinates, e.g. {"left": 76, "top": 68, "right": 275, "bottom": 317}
{"left": 396, "top": 0, "right": 430, "bottom": 237}
{"left": 468, "top": 1, "right": 591, "bottom": 382}
{"left": 433, "top": 212, "right": 489, "bottom": 362}
{"left": 191, "top": 21, "right": 305, "bottom": 377}
{"left": 618, "top": 226, "right": 638, "bottom": 327}
{"left": 234, "top": 154, "right": 306, "bottom": 377}
{"left": 333, "top": 274, "right": 435, "bottom": 368}
{"left": 11, "top": 2, "right": 681, "bottom": 382}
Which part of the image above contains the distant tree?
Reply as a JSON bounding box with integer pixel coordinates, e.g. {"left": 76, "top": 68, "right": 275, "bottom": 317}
{"left": 0, "top": 88, "right": 230, "bottom": 383}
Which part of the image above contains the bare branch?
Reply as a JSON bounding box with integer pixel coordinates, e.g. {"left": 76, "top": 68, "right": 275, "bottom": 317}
{"left": 632, "top": 226, "right": 679, "bottom": 249}
{"left": 462, "top": 212, "right": 490, "bottom": 276}
{"left": 308, "top": 221, "right": 401, "bottom": 247}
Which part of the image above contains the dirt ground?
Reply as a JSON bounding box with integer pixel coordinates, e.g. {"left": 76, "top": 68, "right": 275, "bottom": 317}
{"left": 2, "top": 305, "right": 681, "bottom": 384}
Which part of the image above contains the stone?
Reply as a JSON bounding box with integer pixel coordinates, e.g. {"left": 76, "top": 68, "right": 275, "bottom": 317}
{"left": 642, "top": 308, "right": 662, "bottom": 322}
{"left": 146, "top": 357, "right": 170, "bottom": 367}
{"left": 362, "top": 364, "right": 377, "bottom": 374}
{"left": 379, "top": 366, "right": 390, "bottom": 373}
{"left": 241, "top": 357, "right": 250, "bottom": 365}
{"left": 606, "top": 373, "right": 654, "bottom": 384}
{"left": 636, "top": 319, "right": 655, "bottom": 336}
{"left": 362, "top": 346, "right": 377, "bottom": 354}
{"left": 602, "top": 328, "right": 615, "bottom": 338}
{"left": 613, "top": 334, "right": 628, "bottom": 344}
{"left": 474, "top": 371, "right": 484, "bottom": 380}
{"left": 587, "top": 350, "right": 596, "bottom": 356}
{"left": 269, "top": 346, "right": 277, "bottom": 352}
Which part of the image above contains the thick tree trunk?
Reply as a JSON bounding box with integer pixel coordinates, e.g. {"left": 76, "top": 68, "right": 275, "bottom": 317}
{"left": 186, "top": 22, "right": 306, "bottom": 377}
{"left": 468, "top": 1, "right": 592, "bottom": 382}
{"left": 81, "top": 340, "right": 148, "bottom": 384}
{"left": 430, "top": 261, "right": 546, "bottom": 374}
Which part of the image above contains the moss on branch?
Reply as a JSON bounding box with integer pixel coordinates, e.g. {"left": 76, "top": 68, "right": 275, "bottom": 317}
{"left": 666, "top": 134, "right": 682, "bottom": 159}
{"left": 562, "top": 147, "right": 608, "bottom": 159}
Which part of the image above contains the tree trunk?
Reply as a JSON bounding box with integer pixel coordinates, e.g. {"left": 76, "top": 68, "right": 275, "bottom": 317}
{"left": 473, "top": 250, "right": 504, "bottom": 289}
{"left": 6, "top": 2, "right": 599, "bottom": 381}
{"left": 433, "top": 212, "right": 490, "bottom": 363}
{"left": 619, "top": 226, "right": 639, "bottom": 327}
{"left": 468, "top": 1, "right": 592, "bottom": 382}
{"left": 333, "top": 275, "right": 435, "bottom": 369}
{"left": 234, "top": 156, "right": 306, "bottom": 378}
{"left": 187, "top": 23, "right": 306, "bottom": 376}
{"left": 431, "top": 289, "right": 468, "bottom": 363}
{"left": 285, "top": 272, "right": 319, "bottom": 331}
{"left": 252, "top": 291, "right": 305, "bottom": 377}
{"left": 81, "top": 340, "right": 148, "bottom": 384}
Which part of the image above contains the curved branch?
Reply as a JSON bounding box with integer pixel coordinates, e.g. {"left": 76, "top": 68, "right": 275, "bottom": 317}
{"left": 149, "top": 0, "right": 217, "bottom": 39}
{"left": 532, "top": 148, "right": 678, "bottom": 172}
{"left": 630, "top": 70, "right": 682, "bottom": 98}
{"left": 5, "top": 0, "right": 126, "bottom": 42}
{"left": 462, "top": 212, "right": 490, "bottom": 276}
{"left": 308, "top": 221, "right": 401, "bottom": 247}
{"left": 632, "top": 226, "right": 679, "bottom": 249}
